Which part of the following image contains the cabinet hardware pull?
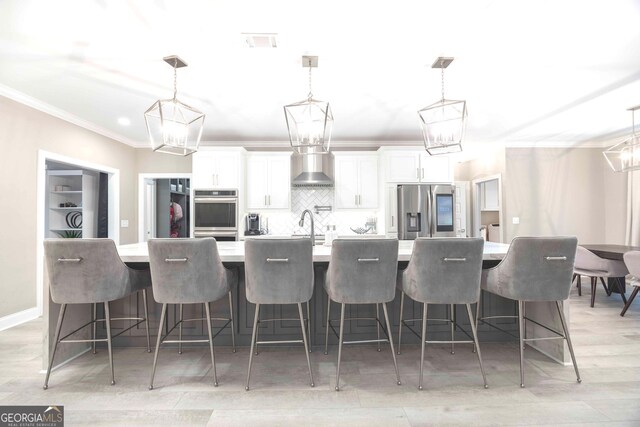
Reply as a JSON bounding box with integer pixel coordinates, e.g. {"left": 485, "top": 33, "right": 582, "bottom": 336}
{"left": 264, "top": 195, "right": 267, "bottom": 206}
{"left": 443, "top": 257, "right": 466, "bottom": 262}
{"left": 267, "top": 258, "right": 289, "bottom": 263}
{"left": 545, "top": 256, "right": 567, "bottom": 261}
{"left": 391, "top": 216, "right": 394, "bottom": 227}
{"left": 165, "top": 258, "right": 188, "bottom": 263}
{"left": 355, "top": 195, "right": 358, "bottom": 205}
{"left": 57, "top": 258, "right": 82, "bottom": 263}
{"left": 358, "top": 257, "right": 380, "bottom": 262}
{"left": 421, "top": 168, "right": 424, "bottom": 179}
{"left": 268, "top": 195, "right": 271, "bottom": 206}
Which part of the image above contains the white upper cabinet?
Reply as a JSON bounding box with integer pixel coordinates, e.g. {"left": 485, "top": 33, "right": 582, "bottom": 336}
{"left": 383, "top": 150, "right": 453, "bottom": 183}
{"left": 191, "top": 148, "right": 243, "bottom": 189}
{"left": 334, "top": 153, "right": 378, "bottom": 209}
{"left": 246, "top": 153, "right": 291, "bottom": 209}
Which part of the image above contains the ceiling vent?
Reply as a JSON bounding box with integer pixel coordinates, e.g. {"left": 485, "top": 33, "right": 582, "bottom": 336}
{"left": 243, "top": 33, "right": 278, "bottom": 48}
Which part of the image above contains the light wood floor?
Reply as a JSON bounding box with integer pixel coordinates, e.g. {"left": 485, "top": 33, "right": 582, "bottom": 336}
{"left": 0, "top": 285, "right": 639, "bottom": 426}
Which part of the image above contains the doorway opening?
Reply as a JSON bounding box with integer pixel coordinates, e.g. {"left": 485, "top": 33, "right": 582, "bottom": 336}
{"left": 138, "top": 173, "right": 191, "bottom": 242}
{"left": 471, "top": 174, "right": 503, "bottom": 243}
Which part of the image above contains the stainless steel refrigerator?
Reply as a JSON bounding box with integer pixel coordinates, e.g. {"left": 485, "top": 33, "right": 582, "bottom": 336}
{"left": 397, "top": 184, "right": 456, "bottom": 239}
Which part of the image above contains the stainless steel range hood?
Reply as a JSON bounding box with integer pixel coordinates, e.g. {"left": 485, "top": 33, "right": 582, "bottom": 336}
{"left": 291, "top": 151, "right": 334, "bottom": 187}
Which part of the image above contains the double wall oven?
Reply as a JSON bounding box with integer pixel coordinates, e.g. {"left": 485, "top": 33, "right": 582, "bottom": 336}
{"left": 193, "top": 189, "right": 238, "bottom": 241}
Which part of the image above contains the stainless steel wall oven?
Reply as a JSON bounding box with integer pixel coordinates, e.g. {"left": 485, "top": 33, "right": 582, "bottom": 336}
{"left": 193, "top": 189, "right": 238, "bottom": 241}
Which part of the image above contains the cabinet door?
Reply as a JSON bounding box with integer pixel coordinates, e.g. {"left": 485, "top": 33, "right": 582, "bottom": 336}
{"left": 357, "top": 156, "right": 378, "bottom": 208}
{"left": 266, "top": 155, "right": 290, "bottom": 209}
{"left": 421, "top": 154, "right": 452, "bottom": 182}
{"left": 191, "top": 151, "right": 216, "bottom": 188}
{"left": 246, "top": 156, "right": 268, "bottom": 209}
{"left": 386, "top": 184, "right": 398, "bottom": 233}
{"left": 214, "top": 152, "right": 241, "bottom": 189}
{"left": 386, "top": 152, "right": 421, "bottom": 183}
{"left": 334, "top": 156, "right": 359, "bottom": 208}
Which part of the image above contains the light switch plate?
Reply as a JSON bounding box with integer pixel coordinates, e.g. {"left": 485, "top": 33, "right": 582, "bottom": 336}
{"left": 121, "top": 220, "right": 129, "bottom": 228}
{"left": 512, "top": 217, "right": 520, "bottom": 224}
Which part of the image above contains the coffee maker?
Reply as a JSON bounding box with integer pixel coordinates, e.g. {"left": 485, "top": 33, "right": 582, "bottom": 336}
{"left": 245, "top": 213, "right": 263, "bottom": 236}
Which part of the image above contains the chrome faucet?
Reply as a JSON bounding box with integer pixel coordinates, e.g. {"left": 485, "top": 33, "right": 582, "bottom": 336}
{"left": 298, "top": 209, "right": 315, "bottom": 246}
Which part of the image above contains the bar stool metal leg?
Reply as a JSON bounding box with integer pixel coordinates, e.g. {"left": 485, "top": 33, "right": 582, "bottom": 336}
{"left": 178, "top": 304, "right": 184, "bottom": 354}
{"left": 142, "top": 289, "right": 151, "bottom": 353}
{"left": 518, "top": 300, "right": 525, "bottom": 388}
{"left": 254, "top": 305, "right": 260, "bottom": 356}
{"left": 307, "top": 301, "right": 312, "bottom": 353}
{"left": 383, "top": 303, "right": 401, "bottom": 386}
{"left": 418, "top": 302, "right": 428, "bottom": 390}
{"left": 335, "top": 303, "right": 346, "bottom": 391}
{"left": 149, "top": 303, "right": 167, "bottom": 390}
{"left": 450, "top": 304, "right": 455, "bottom": 355}
{"left": 43, "top": 304, "right": 66, "bottom": 390}
{"left": 228, "top": 291, "right": 236, "bottom": 353}
{"left": 298, "top": 303, "right": 314, "bottom": 387}
{"left": 376, "top": 303, "right": 381, "bottom": 352}
{"left": 246, "top": 304, "right": 260, "bottom": 391}
{"left": 104, "top": 301, "right": 115, "bottom": 386}
{"left": 204, "top": 302, "right": 218, "bottom": 387}
{"left": 92, "top": 303, "right": 97, "bottom": 354}
{"left": 397, "top": 291, "right": 405, "bottom": 355}
{"left": 324, "top": 295, "right": 331, "bottom": 355}
{"left": 555, "top": 301, "right": 581, "bottom": 383}
{"left": 466, "top": 304, "right": 488, "bottom": 388}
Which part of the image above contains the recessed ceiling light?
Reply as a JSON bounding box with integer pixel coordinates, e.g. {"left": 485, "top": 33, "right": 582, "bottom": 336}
{"left": 118, "top": 117, "right": 131, "bottom": 126}
{"left": 242, "top": 33, "right": 278, "bottom": 48}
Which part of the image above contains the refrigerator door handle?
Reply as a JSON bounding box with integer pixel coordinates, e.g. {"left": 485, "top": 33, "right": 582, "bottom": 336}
{"left": 428, "top": 189, "right": 434, "bottom": 236}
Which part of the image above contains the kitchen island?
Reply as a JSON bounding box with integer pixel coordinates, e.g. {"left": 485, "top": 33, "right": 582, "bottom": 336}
{"left": 43, "top": 239, "right": 572, "bottom": 370}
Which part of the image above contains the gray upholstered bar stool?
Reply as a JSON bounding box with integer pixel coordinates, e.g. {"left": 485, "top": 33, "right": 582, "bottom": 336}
{"left": 147, "top": 238, "right": 236, "bottom": 389}
{"left": 621, "top": 251, "right": 640, "bottom": 316}
{"left": 479, "top": 236, "right": 581, "bottom": 388}
{"left": 324, "top": 238, "right": 401, "bottom": 391}
{"left": 397, "top": 238, "right": 487, "bottom": 390}
{"left": 244, "top": 238, "right": 314, "bottom": 390}
{"left": 574, "top": 246, "right": 628, "bottom": 307}
{"left": 43, "top": 239, "right": 152, "bottom": 389}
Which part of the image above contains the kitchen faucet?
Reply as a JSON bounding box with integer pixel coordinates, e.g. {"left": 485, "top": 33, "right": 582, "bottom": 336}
{"left": 298, "top": 209, "right": 315, "bottom": 246}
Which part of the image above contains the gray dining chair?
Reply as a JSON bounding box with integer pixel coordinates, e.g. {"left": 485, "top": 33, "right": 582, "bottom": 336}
{"left": 244, "top": 238, "right": 315, "bottom": 390}
{"left": 397, "top": 238, "right": 487, "bottom": 390}
{"left": 43, "top": 239, "right": 152, "bottom": 389}
{"left": 147, "top": 238, "right": 236, "bottom": 389}
{"left": 479, "top": 236, "right": 580, "bottom": 387}
{"left": 324, "top": 238, "right": 401, "bottom": 391}
{"left": 574, "top": 246, "right": 629, "bottom": 307}
{"left": 621, "top": 251, "right": 640, "bottom": 316}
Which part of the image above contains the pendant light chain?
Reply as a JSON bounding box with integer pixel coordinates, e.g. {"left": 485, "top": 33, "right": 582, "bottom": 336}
{"left": 172, "top": 59, "right": 178, "bottom": 101}
{"left": 307, "top": 58, "right": 313, "bottom": 101}
{"left": 441, "top": 58, "right": 445, "bottom": 103}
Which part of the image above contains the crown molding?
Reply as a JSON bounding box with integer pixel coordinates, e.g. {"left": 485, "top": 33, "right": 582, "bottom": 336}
{"left": 0, "top": 84, "right": 142, "bottom": 148}
{"left": 503, "top": 140, "right": 614, "bottom": 148}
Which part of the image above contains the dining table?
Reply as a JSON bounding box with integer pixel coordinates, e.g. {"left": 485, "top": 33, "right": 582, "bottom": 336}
{"left": 581, "top": 244, "right": 640, "bottom": 294}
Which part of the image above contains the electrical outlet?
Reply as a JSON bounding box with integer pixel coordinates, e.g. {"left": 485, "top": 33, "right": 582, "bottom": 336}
{"left": 121, "top": 220, "right": 129, "bottom": 228}
{"left": 512, "top": 217, "right": 520, "bottom": 225}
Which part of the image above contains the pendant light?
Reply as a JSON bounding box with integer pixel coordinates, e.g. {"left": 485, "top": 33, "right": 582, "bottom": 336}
{"left": 603, "top": 105, "right": 640, "bottom": 172}
{"left": 418, "top": 57, "right": 467, "bottom": 156}
{"left": 284, "top": 55, "right": 333, "bottom": 155}
{"left": 144, "top": 55, "right": 205, "bottom": 156}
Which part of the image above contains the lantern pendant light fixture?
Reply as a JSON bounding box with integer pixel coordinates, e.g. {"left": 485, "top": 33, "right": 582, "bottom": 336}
{"left": 284, "top": 55, "right": 333, "bottom": 155}
{"left": 418, "top": 57, "right": 467, "bottom": 156}
{"left": 144, "top": 55, "right": 205, "bottom": 156}
{"left": 603, "top": 105, "right": 640, "bottom": 172}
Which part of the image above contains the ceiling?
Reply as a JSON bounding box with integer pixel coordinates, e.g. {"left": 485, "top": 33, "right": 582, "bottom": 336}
{"left": 1, "top": 0, "right": 640, "bottom": 157}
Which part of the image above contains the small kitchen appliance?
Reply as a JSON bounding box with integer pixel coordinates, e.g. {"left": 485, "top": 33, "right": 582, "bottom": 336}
{"left": 245, "top": 213, "right": 263, "bottom": 236}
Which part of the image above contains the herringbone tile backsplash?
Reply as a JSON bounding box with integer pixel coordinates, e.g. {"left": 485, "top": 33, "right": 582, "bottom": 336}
{"left": 251, "top": 188, "right": 380, "bottom": 237}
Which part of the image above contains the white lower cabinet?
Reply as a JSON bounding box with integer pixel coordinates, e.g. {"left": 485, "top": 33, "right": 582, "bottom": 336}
{"left": 385, "top": 184, "right": 398, "bottom": 233}
{"left": 334, "top": 153, "right": 378, "bottom": 209}
{"left": 246, "top": 153, "right": 291, "bottom": 209}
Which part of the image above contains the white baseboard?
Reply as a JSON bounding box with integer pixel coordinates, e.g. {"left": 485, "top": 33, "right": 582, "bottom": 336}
{"left": 0, "top": 307, "right": 40, "bottom": 332}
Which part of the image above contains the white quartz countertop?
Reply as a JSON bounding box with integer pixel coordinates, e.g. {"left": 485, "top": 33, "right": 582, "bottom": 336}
{"left": 117, "top": 239, "right": 510, "bottom": 263}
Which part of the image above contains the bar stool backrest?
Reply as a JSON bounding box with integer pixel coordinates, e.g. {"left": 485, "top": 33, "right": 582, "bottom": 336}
{"left": 244, "top": 238, "right": 313, "bottom": 304}
{"left": 403, "top": 238, "right": 484, "bottom": 304}
{"left": 486, "top": 236, "right": 578, "bottom": 302}
{"left": 44, "top": 239, "right": 129, "bottom": 304}
{"left": 148, "top": 238, "right": 230, "bottom": 304}
{"left": 326, "top": 239, "right": 399, "bottom": 304}
{"left": 623, "top": 251, "right": 640, "bottom": 278}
